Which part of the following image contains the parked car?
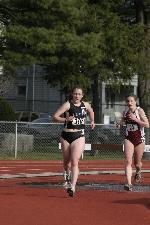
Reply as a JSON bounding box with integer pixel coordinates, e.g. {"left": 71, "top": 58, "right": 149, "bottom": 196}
{"left": 19, "top": 120, "right": 124, "bottom": 145}
{"left": 19, "top": 117, "right": 63, "bottom": 143}
{"left": 87, "top": 125, "right": 124, "bottom": 145}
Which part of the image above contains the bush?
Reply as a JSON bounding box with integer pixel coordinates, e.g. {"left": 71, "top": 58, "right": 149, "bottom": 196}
{"left": 0, "top": 98, "right": 17, "bottom": 121}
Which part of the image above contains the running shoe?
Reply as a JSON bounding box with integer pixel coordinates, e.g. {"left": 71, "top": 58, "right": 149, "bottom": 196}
{"left": 63, "top": 181, "right": 70, "bottom": 189}
{"left": 134, "top": 171, "right": 142, "bottom": 184}
{"left": 124, "top": 184, "right": 133, "bottom": 191}
{"left": 67, "top": 183, "right": 75, "bottom": 197}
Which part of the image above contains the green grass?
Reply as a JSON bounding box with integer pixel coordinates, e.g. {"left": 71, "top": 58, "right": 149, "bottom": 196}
{"left": 0, "top": 152, "right": 63, "bottom": 160}
{"left": 83, "top": 152, "right": 124, "bottom": 160}
{"left": 0, "top": 151, "right": 124, "bottom": 160}
{"left": 0, "top": 141, "right": 125, "bottom": 160}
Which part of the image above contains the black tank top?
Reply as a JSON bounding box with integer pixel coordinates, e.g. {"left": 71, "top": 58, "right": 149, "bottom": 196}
{"left": 65, "top": 101, "right": 87, "bottom": 129}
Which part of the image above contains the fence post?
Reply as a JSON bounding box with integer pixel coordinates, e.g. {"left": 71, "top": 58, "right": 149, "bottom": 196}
{"left": 15, "top": 122, "right": 18, "bottom": 159}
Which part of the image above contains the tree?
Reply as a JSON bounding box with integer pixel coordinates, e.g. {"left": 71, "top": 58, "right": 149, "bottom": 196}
{"left": 0, "top": 98, "right": 17, "bottom": 121}
{"left": 0, "top": 4, "right": 15, "bottom": 95}
{"left": 135, "top": 0, "right": 150, "bottom": 116}
{"left": 0, "top": 1, "right": 144, "bottom": 81}
{"left": 118, "top": 0, "right": 150, "bottom": 116}
{"left": 0, "top": 73, "right": 15, "bottom": 96}
{"left": 75, "top": 0, "right": 149, "bottom": 121}
{"left": 0, "top": 1, "right": 98, "bottom": 88}
{"left": 0, "top": 0, "right": 149, "bottom": 122}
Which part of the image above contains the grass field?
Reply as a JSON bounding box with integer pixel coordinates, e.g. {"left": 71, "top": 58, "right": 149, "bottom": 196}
{"left": 0, "top": 150, "right": 124, "bottom": 160}
{"left": 0, "top": 139, "right": 125, "bottom": 160}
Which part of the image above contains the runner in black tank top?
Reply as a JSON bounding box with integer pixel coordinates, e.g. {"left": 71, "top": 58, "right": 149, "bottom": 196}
{"left": 53, "top": 87, "right": 95, "bottom": 197}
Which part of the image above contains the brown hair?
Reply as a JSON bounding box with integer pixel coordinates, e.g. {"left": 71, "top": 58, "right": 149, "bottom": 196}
{"left": 67, "top": 86, "right": 84, "bottom": 101}
{"left": 126, "top": 94, "right": 137, "bottom": 101}
{"left": 72, "top": 86, "right": 84, "bottom": 94}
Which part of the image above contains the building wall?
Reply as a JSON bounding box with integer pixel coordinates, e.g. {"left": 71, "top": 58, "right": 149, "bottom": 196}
{"left": 101, "top": 75, "right": 138, "bottom": 124}
{"left": 3, "top": 65, "right": 65, "bottom": 118}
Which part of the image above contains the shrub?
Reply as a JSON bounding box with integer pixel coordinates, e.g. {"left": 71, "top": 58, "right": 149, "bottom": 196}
{"left": 0, "top": 98, "right": 17, "bottom": 121}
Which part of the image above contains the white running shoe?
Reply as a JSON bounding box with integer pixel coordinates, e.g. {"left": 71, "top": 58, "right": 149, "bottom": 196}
{"left": 63, "top": 181, "right": 70, "bottom": 189}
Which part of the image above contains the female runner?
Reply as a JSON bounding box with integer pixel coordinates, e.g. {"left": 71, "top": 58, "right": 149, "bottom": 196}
{"left": 53, "top": 87, "right": 95, "bottom": 197}
{"left": 117, "top": 94, "right": 149, "bottom": 191}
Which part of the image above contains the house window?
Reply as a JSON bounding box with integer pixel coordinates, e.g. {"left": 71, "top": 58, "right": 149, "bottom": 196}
{"left": 17, "top": 85, "right": 26, "bottom": 96}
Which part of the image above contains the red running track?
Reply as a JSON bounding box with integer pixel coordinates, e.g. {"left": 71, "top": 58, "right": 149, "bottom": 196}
{"left": 0, "top": 160, "right": 150, "bottom": 225}
{"left": 0, "top": 183, "right": 150, "bottom": 225}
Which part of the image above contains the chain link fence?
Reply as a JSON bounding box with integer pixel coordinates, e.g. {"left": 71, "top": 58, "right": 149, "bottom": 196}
{"left": 0, "top": 121, "right": 149, "bottom": 160}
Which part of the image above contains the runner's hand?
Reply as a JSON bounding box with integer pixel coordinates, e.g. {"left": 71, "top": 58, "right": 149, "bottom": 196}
{"left": 90, "top": 121, "right": 95, "bottom": 129}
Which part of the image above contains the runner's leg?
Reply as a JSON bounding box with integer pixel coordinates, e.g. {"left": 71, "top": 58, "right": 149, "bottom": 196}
{"left": 68, "top": 136, "right": 85, "bottom": 195}
{"left": 60, "top": 137, "right": 71, "bottom": 184}
{"left": 124, "top": 139, "right": 134, "bottom": 186}
{"left": 134, "top": 142, "right": 145, "bottom": 183}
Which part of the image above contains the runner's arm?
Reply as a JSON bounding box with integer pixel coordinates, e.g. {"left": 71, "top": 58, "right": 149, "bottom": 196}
{"left": 84, "top": 102, "right": 95, "bottom": 129}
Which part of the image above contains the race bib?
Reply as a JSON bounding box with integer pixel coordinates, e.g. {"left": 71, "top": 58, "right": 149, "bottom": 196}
{"left": 127, "top": 124, "right": 138, "bottom": 131}
{"left": 72, "top": 117, "right": 85, "bottom": 125}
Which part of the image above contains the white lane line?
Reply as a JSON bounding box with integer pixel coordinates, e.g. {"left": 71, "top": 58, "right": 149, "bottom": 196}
{"left": 0, "top": 169, "right": 150, "bottom": 179}
{"left": 26, "top": 169, "right": 44, "bottom": 171}
{"left": 0, "top": 167, "right": 16, "bottom": 169}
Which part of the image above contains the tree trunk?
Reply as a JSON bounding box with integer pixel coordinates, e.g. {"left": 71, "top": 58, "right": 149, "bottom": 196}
{"left": 92, "top": 75, "right": 102, "bottom": 123}
{"left": 136, "top": 0, "right": 150, "bottom": 118}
